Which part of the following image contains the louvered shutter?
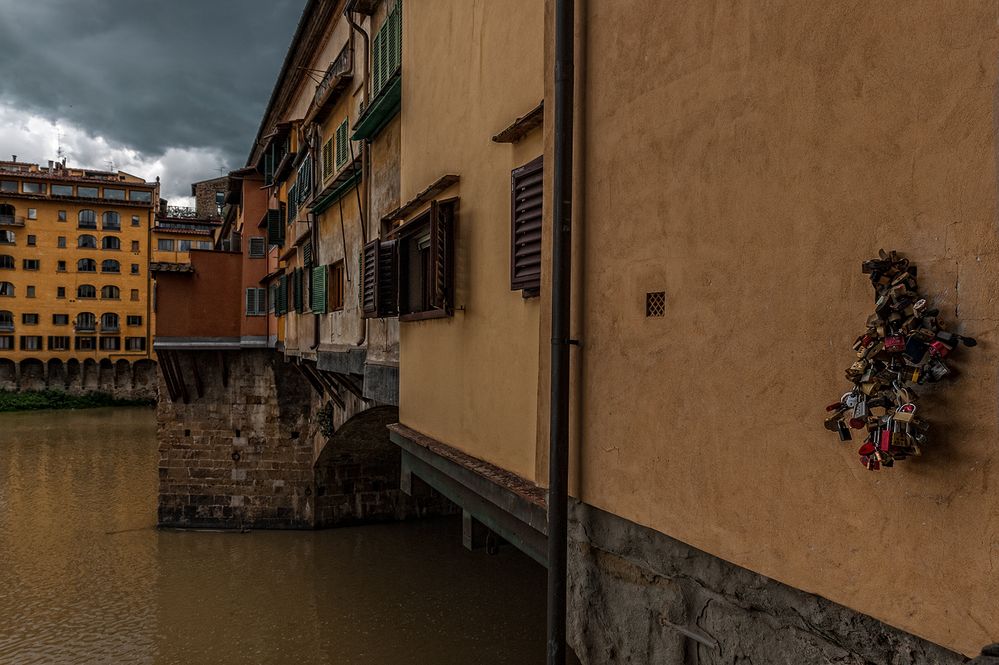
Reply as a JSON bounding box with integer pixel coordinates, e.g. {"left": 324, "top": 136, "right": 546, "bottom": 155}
{"left": 303, "top": 240, "right": 313, "bottom": 268}
{"left": 429, "top": 201, "right": 449, "bottom": 311}
{"left": 293, "top": 268, "right": 304, "bottom": 313}
{"left": 335, "top": 120, "right": 348, "bottom": 168}
{"left": 277, "top": 275, "right": 288, "bottom": 314}
{"left": 377, "top": 240, "right": 398, "bottom": 317}
{"left": 323, "top": 139, "right": 333, "bottom": 180}
{"left": 391, "top": 1, "right": 402, "bottom": 76}
{"left": 249, "top": 237, "right": 266, "bottom": 258}
{"left": 511, "top": 156, "right": 543, "bottom": 292}
{"left": 360, "top": 240, "right": 379, "bottom": 317}
{"left": 256, "top": 288, "right": 266, "bottom": 315}
{"left": 311, "top": 266, "right": 327, "bottom": 313}
{"left": 266, "top": 209, "right": 282, "bottom": 246}
{"left": 245, "top": 288, "right": 255, "bottom": 315}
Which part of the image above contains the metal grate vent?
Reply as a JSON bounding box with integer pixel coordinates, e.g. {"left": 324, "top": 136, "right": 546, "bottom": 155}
{"left": 646, "top": 291, "right": 666, "bottom": 317}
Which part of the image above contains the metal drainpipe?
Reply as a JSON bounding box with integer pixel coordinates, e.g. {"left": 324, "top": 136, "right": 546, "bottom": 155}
{"left": 547, "top": 0, "right": 575, "bottom": 663}
{"left": 345, "top": 4, "right": 370, "bottom": 347}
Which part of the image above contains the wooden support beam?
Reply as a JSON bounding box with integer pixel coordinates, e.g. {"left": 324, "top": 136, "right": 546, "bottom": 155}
{"left": 191, "top": 359, "right": 204, "bottom": 399}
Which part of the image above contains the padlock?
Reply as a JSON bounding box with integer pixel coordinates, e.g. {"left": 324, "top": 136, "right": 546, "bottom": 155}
{"left": 837, "top": 420, "right": 852, "bottom": 442}
{"left": 924, "top": 358, "right": 950, "bottom": 382}
{"left": 884, "top": 336, "right": 905, "bottom": 353}
{"left": 928, "top": 340, "right": 950, "bottom": 358}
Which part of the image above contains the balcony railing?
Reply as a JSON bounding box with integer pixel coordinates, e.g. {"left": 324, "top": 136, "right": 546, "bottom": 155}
{"left": 75, "top": 324, "right": 96, "bottom": 332}
{"left": 0, "top": 215, "right": 25, "bottom": 227}
{"left": 100, "top": 325, "right": 120, "bottom": 334}
{"left": 314, "top": 44, "right": 353, "bottom": 109}
{"left": 0, "top": 323, "right": 13, "bottom": 332}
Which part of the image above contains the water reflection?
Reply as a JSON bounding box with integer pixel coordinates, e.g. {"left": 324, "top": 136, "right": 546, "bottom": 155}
{"left": 0, "top": 408, "right": 545, "bottom": 664}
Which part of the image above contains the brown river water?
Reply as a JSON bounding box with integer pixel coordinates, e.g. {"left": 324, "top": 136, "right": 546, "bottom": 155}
{"left": 0, "top": 408, "right": 546, "bottom": 664}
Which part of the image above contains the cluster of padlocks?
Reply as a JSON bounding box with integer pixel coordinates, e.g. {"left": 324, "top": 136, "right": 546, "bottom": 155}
{"left": 824, "top": 250, "right": 976, "bottom": 470}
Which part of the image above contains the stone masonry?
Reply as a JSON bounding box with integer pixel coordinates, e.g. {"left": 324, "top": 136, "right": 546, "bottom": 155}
{"left": 157, "top": 349, "right": 314, "bottom": 529}
{"left": 567, "top": 502, "right": 967, "bottom": 665}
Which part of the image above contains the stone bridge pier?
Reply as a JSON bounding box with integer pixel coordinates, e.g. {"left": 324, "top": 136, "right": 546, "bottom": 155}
{"left": 0, "top": 357, "right": 157, "bottom": 398}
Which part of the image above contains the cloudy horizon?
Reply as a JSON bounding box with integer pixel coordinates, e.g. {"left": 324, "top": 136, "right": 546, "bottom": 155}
{"left": 0, "top": 0, "right": 305, "bottom": 206}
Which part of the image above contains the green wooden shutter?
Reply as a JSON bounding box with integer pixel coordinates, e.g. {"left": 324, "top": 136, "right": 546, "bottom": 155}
{"left": 277, "top": 275, "right": 288, "bottom": 314}
{"left": 303, "top": 240, "right": 313, "bottom": 268}
{"left": 322, "top": 139, "right": 333, "bottom": 179}
{"left": 360, "top": 240, "right": 379, "bottom": 317}
{"left": 390, "top": 1, "right": 402, "bottom": 76}
{"left": 335, "top": 119, "right": 349, "bottom": 168}
{"left": 266, "top": 208, "right": 282, "bottom": 246}
{"left": 311, "top": 266, "right": 327, "bottom": 313}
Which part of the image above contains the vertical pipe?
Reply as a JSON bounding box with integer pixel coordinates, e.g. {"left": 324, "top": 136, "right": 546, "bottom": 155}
{"left": 547, "top": 0, "right": 574, "bottom": 663}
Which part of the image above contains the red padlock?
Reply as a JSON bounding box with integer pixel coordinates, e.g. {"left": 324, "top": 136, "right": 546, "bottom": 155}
{"left": 884, "top": 336, "right": 905, "bottom": 353}
{"left": 928, "top": 340, "right": 950, "bottom": 358}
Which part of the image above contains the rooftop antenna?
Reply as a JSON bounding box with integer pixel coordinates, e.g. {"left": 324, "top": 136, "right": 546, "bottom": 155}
{"left": 105, "top": 158, "right": 116, "bottom": 172}
{"left": 56, "top": 127, "right": 66, "bottom": 164}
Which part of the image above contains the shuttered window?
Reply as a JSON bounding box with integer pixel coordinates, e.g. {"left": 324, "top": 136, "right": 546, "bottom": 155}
{"left": 372, "top": 0, "right": 402, "bottom": 99}
{"left": 311, "top": 265, "right": 327, "bottom": 313}
{"left": 397, "top": 199, "right": 455, "bottom": 321}
{"left": 360, "top": 240, "right": 398, "bottom": 318}
{"left": 246, "top": 288, "right": 266, "bottom": 316}
{"left": 303, "top": 240, "right": 313, "bottom": 268}
{"left": 328, "top": 261, "right": 345, "bottom": 311}
{"left": 288, "top": 184, "right": 298, "bottom": 223}
{"left": 293, "top": 268, "right": 304, "bottom": 313}
{"left": 249, "top": 236, "right": 266, "bottom": 258}
{"left": 266, "top": 208, "right": 284, "bottom": 246}
{"left": 335, "top": 119, "right": 349, "bottom": 169}
{"left": 276, "top": 275, "right": 288, "bottom": 315}
{"left": 511, "top": 156, "right": 543, "bottom": 295}
{"left": 322, "top": 139, "right": 334, "bottom": 181}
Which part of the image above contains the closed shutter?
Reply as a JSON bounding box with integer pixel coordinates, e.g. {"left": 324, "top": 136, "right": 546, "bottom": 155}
{"left": 511, "top": 156, "right": 543, "bottom": 293}
{"left": 249, "top": 237, "right": 266, "bottom": 258}
{"left": 288, "top": 185, "right": 298, "bottom": 223}
{"left": 429, "top": 201, "right": 450, "bottom": 311}
{"left": 266, "top": 208, "right": 283, "bottom": 246}
{"left": 303, "top": 240, "right": 313, "bottom": 268}
{"left": 372, "top": 30, "right": 384, "bottom": 96}
{"left": 360, "top": 240, "right": 379, "bottom": 317}
{"left": 377, "top": 240, "right": 398, "bottom": 317}
{"left": 311, "top": 265, "right": 327, "bottom": 313}
{"left": 245, "top": 288, "right": 256, "bottom": 315}
{"left": 277, "top": 275, "right": 288, "bottom": 314}
{"left": 335, "top": 119, "right": 349, "bottom": 168}
{"left": 390, "top": 0, "right": 402, "bottom": 77}
{"left": 322, "top": 139, "right": 333, "bottom": 180}
{"left": 256, "top": 288, "right": 266, "bottom": 315}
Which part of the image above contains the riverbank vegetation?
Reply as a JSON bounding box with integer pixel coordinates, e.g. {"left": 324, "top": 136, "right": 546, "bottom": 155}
{"left": 0, "top": 390, "right": 155, "bottom": 413}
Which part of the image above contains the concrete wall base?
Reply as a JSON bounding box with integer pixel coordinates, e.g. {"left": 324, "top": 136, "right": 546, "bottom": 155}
{"left": 568, "top": 502, "right": 966, "bottom": 665}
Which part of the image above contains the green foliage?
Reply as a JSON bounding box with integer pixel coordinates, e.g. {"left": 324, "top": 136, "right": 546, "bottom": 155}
{"left": 0, "top": 390, "right": 154, "bottom": 413}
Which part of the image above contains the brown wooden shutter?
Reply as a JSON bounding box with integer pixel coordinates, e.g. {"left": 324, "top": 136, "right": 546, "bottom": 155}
{"left": 429, "top": 200, "right": 449, "bottom": 311}
{"left": 377, "top": 239, "right": 398, "bottom": 317}
{"left": 511, "top": 156, "right": 543, "bottom": 294}
{"left": 361, "top": 240, "right": 379, "bottom": 317}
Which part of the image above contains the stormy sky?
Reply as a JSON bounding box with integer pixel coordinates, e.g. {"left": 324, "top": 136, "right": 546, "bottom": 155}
{"left": 0, "top": 0, "right": 306, "bottom": 205}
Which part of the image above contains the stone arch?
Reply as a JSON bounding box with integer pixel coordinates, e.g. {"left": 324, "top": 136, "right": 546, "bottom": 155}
{"left": 98, "top": 359, "right": 115, "bottom": 392}
{"left": 47, "top": 359, "right": 66, "bottom": 389}
{"left": 19, "top": 358, "right": 45, "bottom": 391}
{"left": 82, "top": 358, "right": 99, "bottom": 391}
{"left": 0, "top": 358, "right": 16, "bottom": 390}
{"left": 66, "top": 359, "right": 82, "bottom": 394}
{"left": 114, "top": 359, "right": 131, "bottom": 393}
{"left": 133, "top": 359, "right": 157, "bottom": 398}
{"left": 313, "top": 405, "right": 405, "bottom": 527}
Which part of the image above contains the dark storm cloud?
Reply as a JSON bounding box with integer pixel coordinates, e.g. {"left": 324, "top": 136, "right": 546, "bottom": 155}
{"left": 0, "top": 0, "right": 306, "bottom": 168}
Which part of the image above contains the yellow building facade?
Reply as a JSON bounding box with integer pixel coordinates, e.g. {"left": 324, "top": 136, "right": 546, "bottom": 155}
{"left": 0, "top": 160, "right": 157, "bottom": 369}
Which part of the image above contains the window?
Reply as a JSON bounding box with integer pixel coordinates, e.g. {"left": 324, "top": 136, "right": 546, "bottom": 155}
{"left": 371, "top": 0, "right": 403, "bottom": 99}
{"left": 102, "top": 211, "right": 120, "bottom": 230}
{"left": 101, "top": 259, "right": 120, "bottom": 273}
{"left": 78, "top": 187, "right": 99, "bottom": 198}
{"left": 52, "top": 185, "right": 73, "bottom": 196}
{"left": 99, "top": 336, "right": 121, "bottom": 351}
{"left": 78, "top": 210, "right": 97, "bottom": 228}
{"left": 101, "top": 285, "right": 120, "bottom": 300}
{"left": 78, "top": 234, "right": 97, "bottom": 248}
{"left": 248, "top": 236, "right": 266, "bottom": 258}
{"left": 0, "top": 230, "right": 14, "bottom": 245}
{"left": 131, "top": 240, "right": 139, "bottom": 252}
{"left": 77, "top": 284, "right": 96, "bottom": 299}
{"left": 0, "top": 181, "right": 16, "bottom": 192}
{"left": 129, "top": 190, "right": 152, "bottom": 203}
{"left": 245, "top": 287, "right": 266, "bottom": 316}
{"left": 178, "top": 240, "right": 192, "bottom": 252}
{"left": 125, "top": 337, "right": 146, "bottom": 351}
{"left": 102, "top": 236, "right": 121, "bottom": 250}
{"left": 75, "top": 336, "right": 96, "bottom": 351}
{"left": 57, "top": 261, "right": 66, "bottom": 272}
{"left": 100, "top": 312, "right": 119, "bottom": 331}
{"left": 275, "top": 274, "right": 288, "bottom": 315}
{"left": 58, "top": 210, "right": 67, "bottom": 221}
{"left": 131, "top": 215, "right": 140, "bottom": 227}
{"left": 21, "top": 313, "right": 38, "bottom": 325}
{"left": 335, "top": 118, "right": 350, "bottom": 169}
{"left": 310, "top": 265, "right": 327, "bottom": 313}
{"left": 266, "top": 207, "right": 285, "bottom": 247}
{"left": 126, "top": 315, "right": 143, "bottom": 326}
{"left": 25, "top": 286, "right": 34, "bottom": 298}
{"left": 131, "top": 264, "right": 139, "bottom": 275}
{"left": 130, "top": 289, "right": 139, "bottom": 301}
{"left": 0, "top": 255, "right": 13, "bottom": 269}
{"left": 58, "top": 236, "right": 66, "bottom": 248}
{"left": 0, "top": 335, "right": 11, "bottom": 349}
{"left": 328, "top": 261, "right": 345, "bottom": 311}
{"left": 157, "top": 238, "right": 175, "bottom": 251}
{"left": 103, "top": 188, "right": 125, "bottom": 200}
{"left": 53, "top": 314, "right": 69, "bottom": 325}
{"left": 22, "top": 259, "right": 39, "bottom": 271}
{"left": 0, "top": 281, "right": 13, "bottom": 296}
{"left": 20, "top": 335, "right": 42, "bottom": 351}
{"left": 0, "top": 310, "right": 12, "bottom": 330}
{"left": 27, "top": 235, "right": 36, "bottom": 246}
{"left": 76, "top": 312, "right": 96, "bottom": 331}
{"left": 22, "top": 182, "right": 46, "bottom": 194}
{"left": 27, "top": 208, "right": 37, "bottom": 220}
{"left": 48, "top": 336, "right": 70, "bottom": 351}
{"left": 78, "top": 258, "right": 97, "bottom": 272}
{"left": 392, "top": 200, "right": 456, "bottom": 320}
{"left": 197, "top": 240, "right": 212, "bottom": 250}
{"left": 56, "top": 286, "right": 65, "bottom": 298}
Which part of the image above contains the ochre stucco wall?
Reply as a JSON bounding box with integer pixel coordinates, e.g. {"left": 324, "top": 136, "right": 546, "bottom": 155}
{"left": 563, "top": 1, "right": 999, "bottom": 656}
{"left": 398, "top": 0, "right": 545, "bottom": 482}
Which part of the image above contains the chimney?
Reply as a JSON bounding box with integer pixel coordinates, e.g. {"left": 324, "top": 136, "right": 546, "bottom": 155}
{"left": 48, "top": 160, "right": 54, "bottom": 171}
{"left": 11, "top": 155, "right": 16, "bottom": 162}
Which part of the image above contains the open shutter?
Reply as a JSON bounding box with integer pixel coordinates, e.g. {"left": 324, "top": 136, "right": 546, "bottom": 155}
{"left": 322, "top": 139, "right": 333, "bottom": 180}
{"left": 429, "top": 200, "right": 449, "bottom": 312}
{"left": 377, "top": 240, "right": 398, "bottom": 317}
{"left": 266, "top": 208, "right": 282, "bottom": 246}
{"left": 511, "top": 156, "right": 543, "bottom": 293}
{"left": 256, "top": 288, "right": 267, "bottom": 315}
{"left": 277, "top": 275, "right": 288, "bottom": 314}
{"left": 311, "top": 265, "right": 327, "bottom": 313}
{"left": 360, "top": 240, "right": 379, "bottom": 317}
{"left": 293, "top": 268, "right": 304, "bottom": 313}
